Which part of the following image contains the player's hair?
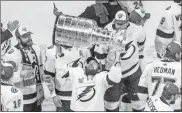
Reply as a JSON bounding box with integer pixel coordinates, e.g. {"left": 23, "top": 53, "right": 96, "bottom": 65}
{"left": 162, "top": 89, "right": 174, "bottom": 100}
{"left": 164, "top": 49, "right": 180, "bottom": 62}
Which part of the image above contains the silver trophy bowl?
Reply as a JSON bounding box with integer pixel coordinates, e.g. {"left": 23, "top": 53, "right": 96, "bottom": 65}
{"left": 53, "top": 14, "right": 116, "bottom": 48}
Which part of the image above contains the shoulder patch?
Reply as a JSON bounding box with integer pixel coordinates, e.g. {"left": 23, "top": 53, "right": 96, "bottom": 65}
{"left": 11, "top": 87, "right": 18, "bottom": 93}
{"left": 165, "top": 6, "right": 171, "bottom": 10}
{"left": 47, "top": 45, "right": 54, "bottom": 49}
{"left": 8, "top": 49, "right": 14, "bottom": 54}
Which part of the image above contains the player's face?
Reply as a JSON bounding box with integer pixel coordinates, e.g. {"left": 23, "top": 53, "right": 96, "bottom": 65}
{"left": 114, "top": 20, "right": 128, "bottom": 31}
{"left": 136, "top": 19, "right": 146, "bottom": 26}
{"left": 85, "top": 60, "right": 100, "bottom": 76}
{"left": 19, "top": 33, "right": 33, "bottom": 48}
{"left": 170, "top": 94, "right": 178, "bottom": 104}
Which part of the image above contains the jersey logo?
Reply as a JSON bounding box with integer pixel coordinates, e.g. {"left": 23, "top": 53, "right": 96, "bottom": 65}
{"left": 77, "top": 85, "right": 96, "bottom": 102}
{"left": 117, "top": 13, "right": 123, "bottom": 19}
{"left": 8, "top": 49, "right": 14, "bottom": 54}
{"left": 11, "top": 87, "right": 18, "bottom": 93}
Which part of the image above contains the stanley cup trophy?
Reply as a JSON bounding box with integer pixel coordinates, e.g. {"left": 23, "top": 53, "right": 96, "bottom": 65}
{"left": 52, "top": 10, "right": 126, "bottom": 70}
{"left": 52, "top": 13, "right": 117, "bottom": 49}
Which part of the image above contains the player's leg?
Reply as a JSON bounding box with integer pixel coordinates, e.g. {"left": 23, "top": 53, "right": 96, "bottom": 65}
{"left": 119, "top": 77, "right": 132, "bottom": 111}
{"left": 61, "top": 100, "right": 71, "bottom": 112}
{"left": 23, "top": 103, "right": 33, "bottom": 112}
{"left": 126, "top": 67, "right": 143, "bottom": 111}
{"left": 104, "top": 80, "right": 123, "bottom": 111}
{"left": 119, "top": 93, "right": 132, "bottom": 111}
{"left": 32, "top": 101, "right": 42, "bottom": 112}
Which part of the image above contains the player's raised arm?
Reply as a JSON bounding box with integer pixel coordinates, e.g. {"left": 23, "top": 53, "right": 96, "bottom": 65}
{"left": 106, "top": 50, "right": 123, "bottom": 84}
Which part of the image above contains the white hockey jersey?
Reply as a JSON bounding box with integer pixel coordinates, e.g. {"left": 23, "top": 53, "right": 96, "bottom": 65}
{"left": 155, "top": 3, "right": 181, "bottom": 56}
{"left": 137, "top": 59, "right": 181, "bottom": 110}
{"left": 2, "top": 44, "right": 44, "bottom": 105}
{"left": 1, "top": 83, "right": 23, "bottom": 111}
{"left": 118, "top": 1, "right": 143, "bottom": 14}
{"left": 44, "top": 45, "right": 80, "bottom": 100}
{"left": 68, "top": 66, "right": 122, "bottom": 111}
{"left": 105, "top": 22, "right": 145, "bottom": 77}
{"left": 144, "top": 97, "right": 174, "bottom": 111}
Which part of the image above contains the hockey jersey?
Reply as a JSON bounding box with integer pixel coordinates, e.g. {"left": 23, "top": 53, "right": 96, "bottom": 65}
{"left": 2, "top": 44, "right": 44, "bottom": 105}
{"left": 155, "top": 3, "right": 181, "bottom": 56}
{"left": 68, "top": 66, "right": 122, "bottom": 111}
{"left": 144, "top": 97, "right": 174, "bottom": 111}
{"left": 118, "top": 1, "right": 143, "bottom": 14}
{"left": 44, "top": 45, "right": 81, "bottom": 100}
{"left": 105, "top": 22, "right": 145, "bottom": 77}
{"left": 1, "top": 83, "right": 23, "bottom": 111}
{"left": 137, "top": 59, "right": 181, "bottom": 110}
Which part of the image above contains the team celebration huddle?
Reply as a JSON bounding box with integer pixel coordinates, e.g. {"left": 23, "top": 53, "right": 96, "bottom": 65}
{"left": 1, "top": 0, "right": 181, "bottom": 112}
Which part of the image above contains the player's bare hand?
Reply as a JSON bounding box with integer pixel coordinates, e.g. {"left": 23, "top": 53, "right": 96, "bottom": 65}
{"left": 7, "top": 20, "right": 19, "bottom": 32}
{"left": 53, "top": 95, "right": 62, "bottom": 107}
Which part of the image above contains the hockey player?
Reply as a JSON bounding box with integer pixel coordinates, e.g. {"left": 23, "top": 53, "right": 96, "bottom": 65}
{"left": 137, "top": 41, "right": 181, "bottom": 111}
{"left": 117, "top": 0, "right": 143, "bottom": 15}
{"left": 2, "top": 26, "right": 44, "bottom": 111}
{"left": 1, "top": 20, "right": 19, "bottom": 58}
{"left": 44, "top": 45, "right": 81, "bottom": 111}
{"left": 1, "top": 61, "right": 23, "bottom": 111}
{"left": 144, "top": 83, "right": 180, "bottom": 111}
{"left": 154, "top": 0, "right": 181, "bottom": 58}
{"left": 67, "top": 49, "right": 123, "bottom": 111}
{"left": 104, "top": 9, "right": 150, "bottom": 111}
{"left": 53, "top": 0, "right": 127, "bottom": 28}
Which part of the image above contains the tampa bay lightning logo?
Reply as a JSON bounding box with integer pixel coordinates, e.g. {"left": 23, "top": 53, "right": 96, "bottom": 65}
{"left": 76, "top": 85, "right": 96, "bottom": 102}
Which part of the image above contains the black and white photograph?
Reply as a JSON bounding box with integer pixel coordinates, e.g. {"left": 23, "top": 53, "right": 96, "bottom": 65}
{"left": 0, "top": 0, "right": 181, "bottom": 112}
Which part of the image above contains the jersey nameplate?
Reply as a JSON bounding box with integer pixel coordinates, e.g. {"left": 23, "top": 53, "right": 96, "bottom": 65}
{"left": 154, "top": 67, "right": 175, "bottom": 75}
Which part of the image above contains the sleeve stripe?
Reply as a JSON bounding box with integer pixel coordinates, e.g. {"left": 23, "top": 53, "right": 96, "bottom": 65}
{"left": 122, "top": 62, "right": 138, "bottom": 75}
{"left": 137, "top": 37, "right": 146, "bottom": 46}
{"left": 23, "top": 92, "right": 37, "bottom": 100}
{"left": 94, "top": 52, "right": 107, "bottom": 60}
{"left": 156, "top": 29, "right": 174, "bottom": 38}
{"left": 55, "top": 89, "right": 72, "bottom": 96}
{"left": 106, "top": 74, "right": 118, "bottom": 85}
{"left": 137, "top": 86, "right": 148, "bottom": 94}
{"left": 44, "top": 70, "right": 55, "bottom": 77}
{"left": 5, "top": 61, "right": 16, "bottom": 69}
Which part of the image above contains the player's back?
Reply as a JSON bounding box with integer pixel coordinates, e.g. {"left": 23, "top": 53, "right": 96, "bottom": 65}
{"left": 157, "top": 3, "right": 181, "bottom": 34}
{"left": 119, "top": 23, "right": 142, "bottom": 78}
{"left": 144, "top": 97, "right": 174, "bottom": 111}
{"left": 1, "top": 83, "right": 23, "bottom": 111}
{"left": 148, "top": 59, "right": 181, "bottom": 97}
